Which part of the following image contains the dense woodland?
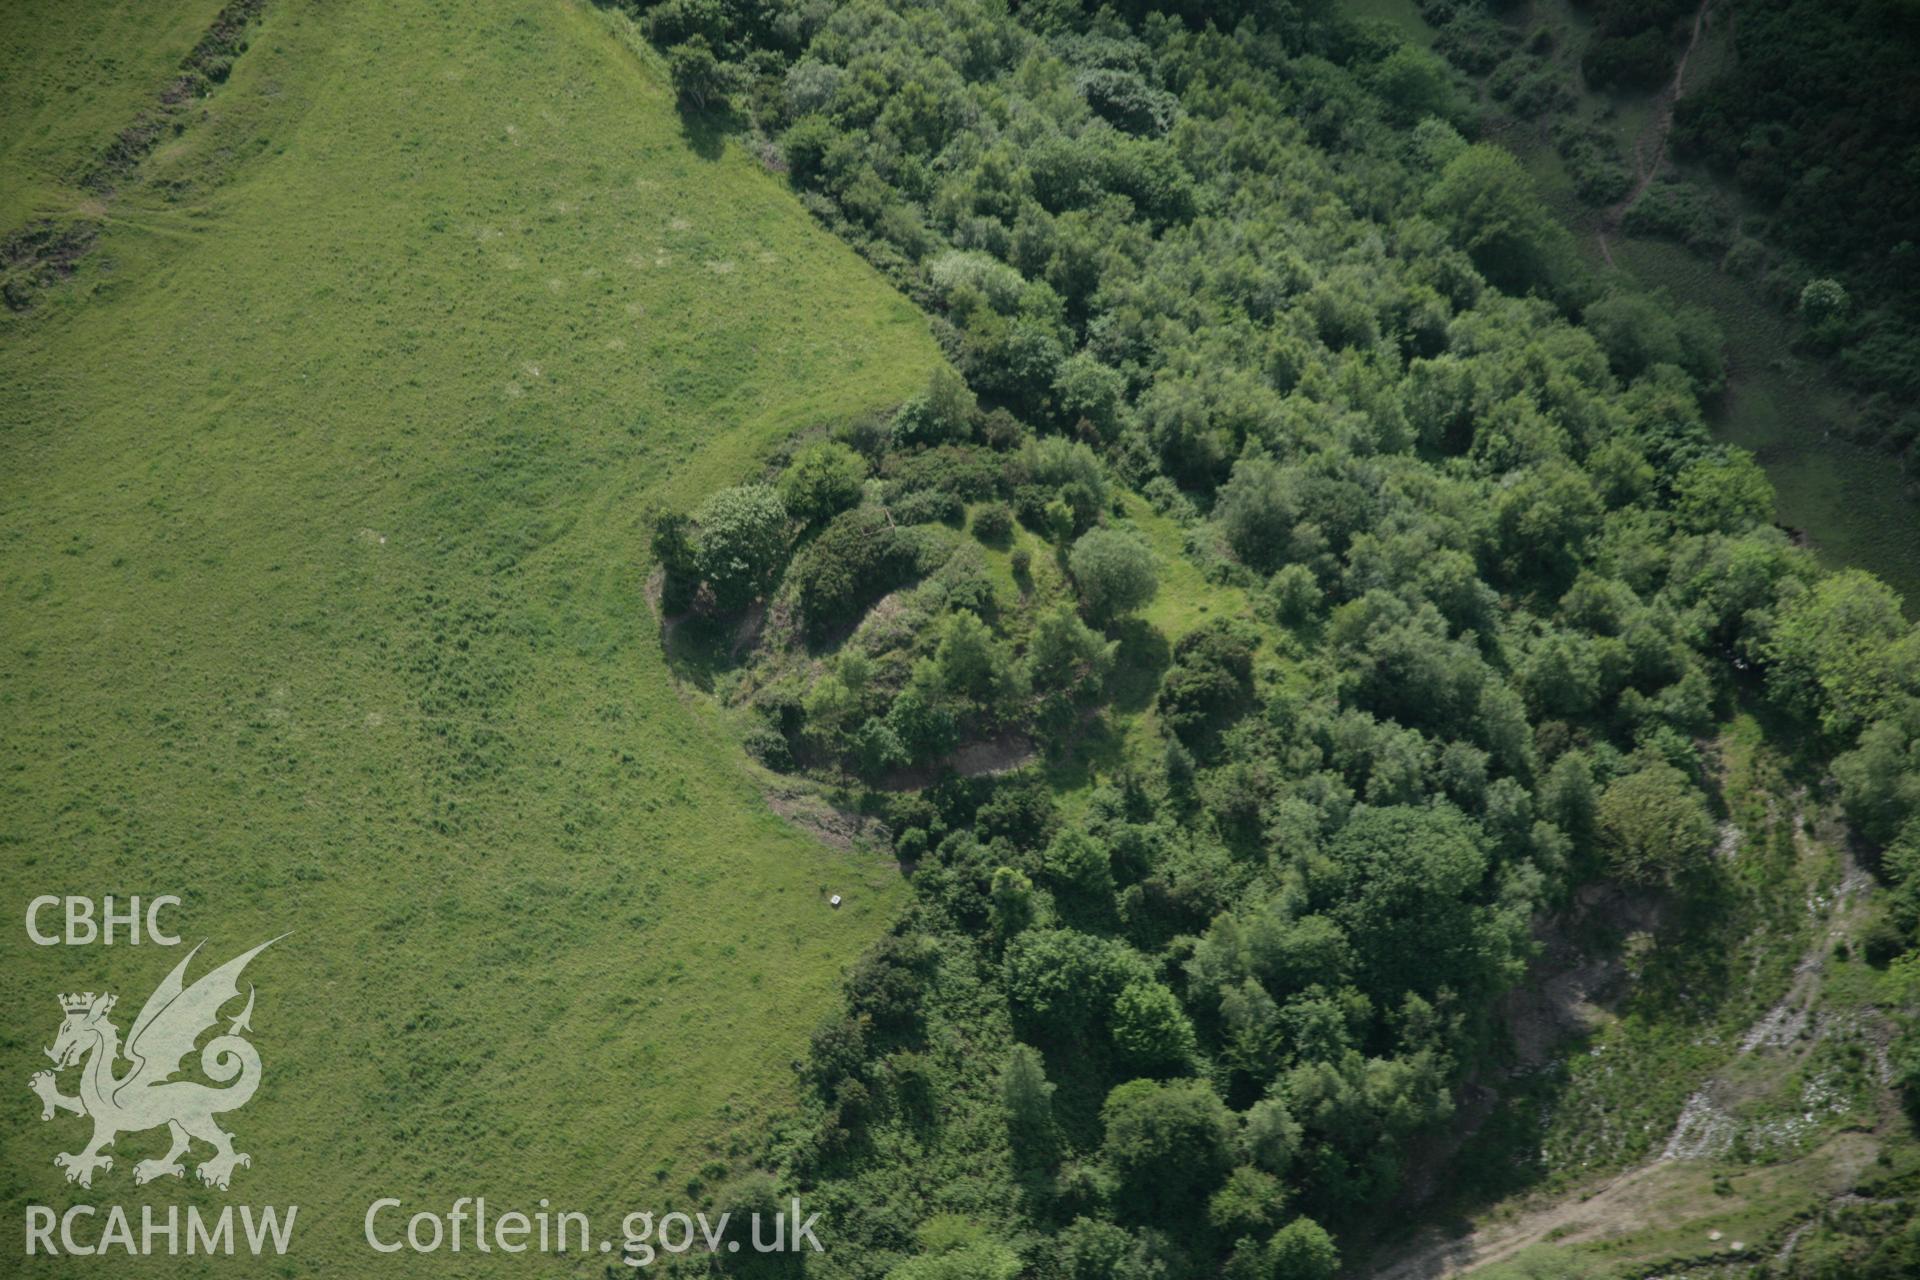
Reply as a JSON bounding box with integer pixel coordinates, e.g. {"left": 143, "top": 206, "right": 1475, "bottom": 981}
{"left": 627, "top": 1, "right": 1920, "bottom": 1276}
{"left": 1672, "top": 0, "right": 1920, "bottom": 429}
{"left": 1413, "top": 0, "right": 1920, "bottom": 468}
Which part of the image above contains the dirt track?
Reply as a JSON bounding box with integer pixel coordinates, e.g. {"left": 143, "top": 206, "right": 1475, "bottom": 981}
{"left": 1366, "top": 845, "right": 1884, "bottom": 1280}
{"left": 1597, "top": 0, "right": 1718, "bottom": 264}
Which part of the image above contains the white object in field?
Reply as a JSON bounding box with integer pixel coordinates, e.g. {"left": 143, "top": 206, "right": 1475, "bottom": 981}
{"left": 829, "top": 894, "right": 842, "bottom": 908}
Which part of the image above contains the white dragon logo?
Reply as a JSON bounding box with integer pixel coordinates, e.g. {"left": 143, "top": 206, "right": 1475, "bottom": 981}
{"left": 28, "top": 938, "right": 279, "bottom": 1191}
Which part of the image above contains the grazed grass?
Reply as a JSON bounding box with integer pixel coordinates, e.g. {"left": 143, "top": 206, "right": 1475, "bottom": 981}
{"left": 0, "top": 0, "right": 233, "bottom": 230}
{"left": 0, "top": 0, "right": 937, "bottom": 1271}
{"left": 1343, "top": 0, "right": 1439, "bottom": 49}
{"left": 1121, "top": 493, "right": 1248, "bottom": 642}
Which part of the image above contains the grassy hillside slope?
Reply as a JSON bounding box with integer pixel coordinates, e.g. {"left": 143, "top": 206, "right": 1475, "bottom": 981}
{"left": 0, "top": 0, "right": 231, "bottom": 229}
{"left": 0, "top": 0, "right": 937, "bottom": 1271}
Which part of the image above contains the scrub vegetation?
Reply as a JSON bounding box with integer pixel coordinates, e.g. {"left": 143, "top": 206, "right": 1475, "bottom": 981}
{"left": 626, "top": 0, "right": 1920, "bottom": 1276}
{"left": 1388, "top": 0, "right": 1920, "bottom": 602}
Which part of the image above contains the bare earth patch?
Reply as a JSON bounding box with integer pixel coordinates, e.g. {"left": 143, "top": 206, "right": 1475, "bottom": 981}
{"left": 1367, "top": 841, "right": 1894, "bottom": 1280}
{"left": 761, "top": 781, "right": 891, "bottom": 856}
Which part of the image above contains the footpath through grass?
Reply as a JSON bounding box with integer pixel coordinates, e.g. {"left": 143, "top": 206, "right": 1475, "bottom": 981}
{"left": 0, "top": 0, "right": 937, "bottom": 1271}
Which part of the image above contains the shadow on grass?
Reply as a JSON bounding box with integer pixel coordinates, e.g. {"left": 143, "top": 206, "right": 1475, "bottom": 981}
{"left": 1109, "top": 617, "right": 1171, "bottom": 714}
{"left": 1043, "top": 713, "right": 1127, "bottom": 793}
{"left": 675, "top": 101, "right": 745, "bottom": 161}
{"left": 659, "top": 608, "right": 743, "bottom": 693}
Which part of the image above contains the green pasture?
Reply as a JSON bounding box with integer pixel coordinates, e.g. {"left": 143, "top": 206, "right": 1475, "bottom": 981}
{"left": 0, "top": 0, "right": 231, "bottom": 229}
{"left": 0, "top": 0, "right": 937, "bottom": 1273}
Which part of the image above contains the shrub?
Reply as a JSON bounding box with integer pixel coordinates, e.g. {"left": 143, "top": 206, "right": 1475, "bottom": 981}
{"left": 1582, "top": 30, "right": 1673, "bottom": 92}
{"left": 1216, "top": 457, "right": 1296, "bottom": 573}
{"left": 1052, "top": 352, "right": 1127, "bottom": 437}
{"left": 1069, "top": 527, "right": 1158, "bottom": 623}
{"left": 930, "top": 550, "right": 999, "bottom": 617}
{"left": 1264, "top": 1218, "right": 1339, "bottom": 1280}
{"left": 1433, "top": 10, "right": 1518, "bottom": 75}
{"left": 1553, "top": 122, "right": 1632, "bottom": 205}
{"left": 1672, "top": 451, "right": 1774, "bottom": 533}
{"left": 1078, "top": 67, "right": 1177, "bottom": 135}
{"left": 892, "top": 489, "right": 965, "bottom": 527}
{"left": 1834, "top": 714, "right": 1920, "bottom": 846}
{"left": 781, "top": 441, "right": 868, "bottom": 526}
{"left": 849, "top": 716, "right": 908, "bottom": 777}
{"left": 931, "top": 610, "right": 1019, "bottom": 710}
{"left": 1142, "top": 474, "right": 1196, "bottom": 521}
{"left": 1596, "top": 762, "right": 1715, "bottom": 884}
{"left": 1426, "top": 144, "right": 1579, "bottom": 297}
{"left": 741, "top": 720, "right": 793, "bottom": 772}
{"left": 1800, "top": 277, "right": 1851, "bottom": 327}
{"left": 1621, "top": 181, "right": 1731, "bottom": 252}
{"left": 972, "top": 501, "right": 1013, "bottom": 544}
{"left": 1010, "top": 436, "right": 1111, "bottom": 534}
{"left": 691, "top": 484, "right": 790, "bottom": 611}
{"left": 1584, "top": 290, "right": 1725, "bottom": 389}
{"left": 1100, "top": 1078, "right": 1234, "bottom": 1224}
{"left": 1271, "top": 564, "right": 1321, "bottom": 625}
{"left": 1111, "top": 980, "right": 1197, "bottom": 1072}
{"left": 1372, "top": 45, "right": 1465, "bottom": 126}
{"left": 1859, "top": 913, "right": 1907, "bottom": 968}
{"left": 1025, "top": 605, "right": 1116, "bottom": 730}
{"left": 887, "top": 682, "right": 960, "bottom": 764}
{"left": 1765, "top": 571, "right": 1917, "bottom": 736}
{"left": 1569, "top": 148, "right": 1631, "bottom": 205}
{"left": 1722, "top": 235, "right": 1769, "bottom": 279}
{"left": 928, "top": 251, "right": 1026, "bottom": 313}
{"left": 1004, "top": 929, "right": 1145, "bottom": 1033}
{"left": 1241, "top": 1097, "right": 1302, "bottom": 1175}
{"left": 666, "top": 37, "right": 739, "bottom": 112}
{"left": 1053, "top": 1219, "right": 1137, "bottom": 1280}
{"left": 892, "top": 366, "right": 978, "bottom": 447}
{"left": 885, "top": 445, "right": 1003, "bottom": 502}
{"left": 645, "top": 0, "right": 730, "bottom": 48}
{"left": 1158, "top": 622, "right": 1256, "bottom": 749}
{"left": 790, "top": 507, "right": 921, "bottom": 637}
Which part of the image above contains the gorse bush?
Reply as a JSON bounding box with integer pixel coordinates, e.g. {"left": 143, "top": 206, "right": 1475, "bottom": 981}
{"left": 969, "top": 500, "right": 1013, "bottom": 544}
{"left": 788, "top": 506, "right": 921, "bottom": 638}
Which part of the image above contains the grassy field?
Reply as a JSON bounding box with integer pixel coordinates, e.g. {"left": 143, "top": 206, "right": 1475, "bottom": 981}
{"left": 1343, "top": 0, "right": 1439, "bottom": 48}
{"left": 0, "top": 0, "right": 938, "bottom": 1272}
{"left": 0, "top": 0, "right": 232, "bottom": 230}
